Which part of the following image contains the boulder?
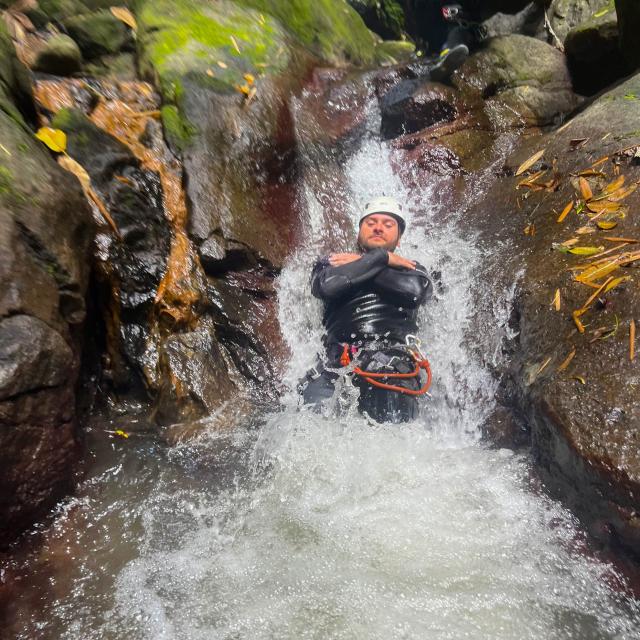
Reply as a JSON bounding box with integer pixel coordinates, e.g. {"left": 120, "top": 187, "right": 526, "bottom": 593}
{"left": 453, "top": 35, "right": 580, "bottom": 128}
{"left": 0, "top": 24, "right": 94, "bottom": 546}
{"left": 33, "top": 33, "right": 82, "bottom": 76}
{"left": 615, "top": 0, "right": 640, "bottom": 71}
{"left": 62, "top": 10, "right": 131, "bottom": 59}
{"left": 379, "top": 80, "right": 460, "bottom": 139}
{"left": 543, "top": 0, "right": 614, "bottom": 42}
{"left": 565, "top": 12, "right": 625, "bottom": 95}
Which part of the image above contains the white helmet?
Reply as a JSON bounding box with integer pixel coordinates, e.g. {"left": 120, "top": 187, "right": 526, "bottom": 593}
{"left": 359, "top": 196, "right": 406, "bottom": 234}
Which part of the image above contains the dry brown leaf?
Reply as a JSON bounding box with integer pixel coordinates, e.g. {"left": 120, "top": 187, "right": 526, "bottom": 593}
{"left": 515, "top": 149, "right": 545, "bottom": 176}
{"left": 579, "top": 177, "right": 593, "bottom": 200}
{"left": 577, "top": 277, "right": 614, "bottom": 314}
{"left": 561, "top": 238, "right": 579, "bottom": 247}
{"left": 577, "top": 169, "right": 605, "bottom": 177}
{"left": 586, "top": 200, "right": 621, "bottom": 213}
{"left": 552, "top": 289, "right": 561, "bottom": 311}
{"left": 517, "top": 170, "right": 546, "bottom": 188}
{"left": 110, "top": 6, "right": 137, "bottom": 31}
{"left": 604, "top": 236, "right": 640, "bottom": 243}
{"left": 537, "top": 357, "right": 552, "bottom": 375}
{"left": 603, "top": 175, "right": 625, "bottom": 195}
{"left": 217, "top": 60, "right": 228, "bottom": 68}
{"left": 591, "top": 156, "right": 609, "bottom": 168}
{"left": 58, "top": 154, "right": 90, "bottom": 191}
{"left": 609, "top": 184, "right": 637, "bottom": 202}
{"left": 575, "top": 226, "right": 594, "bottom": 234}
{"left": 631, "top": 320, "right": 636, "bottom": 361}
{"left": 569, "top": 138, "right": 588, "bottom": 150}
{"left": 557, "top": 200, "right": 573, "bottom": 223}
{"left": 573, "top": 311, "right": 585, "bottom": 333}
{"left": 557, "top": 349, "right": 576, "bottom": 372}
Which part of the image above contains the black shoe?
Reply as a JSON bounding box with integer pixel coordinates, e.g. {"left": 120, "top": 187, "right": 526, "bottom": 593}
{"left": 429, "top": 44, "right": 469, "bottom": 83}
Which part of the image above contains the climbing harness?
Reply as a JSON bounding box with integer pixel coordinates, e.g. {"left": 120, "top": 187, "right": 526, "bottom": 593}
{"left": 339, "top": 335, "right": 433, "bottom": 397}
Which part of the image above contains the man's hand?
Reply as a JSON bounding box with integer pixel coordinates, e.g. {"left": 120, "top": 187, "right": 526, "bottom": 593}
{"left": 329, "top": 253, "right": 362, "bottom": 267}
{"left": 387, "top": 252, "right": 416, "bottom": 270}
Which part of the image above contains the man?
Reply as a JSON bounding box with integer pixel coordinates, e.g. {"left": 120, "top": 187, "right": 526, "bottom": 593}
{"left": 300, "top": 197, "right": 432, "bottom": 423}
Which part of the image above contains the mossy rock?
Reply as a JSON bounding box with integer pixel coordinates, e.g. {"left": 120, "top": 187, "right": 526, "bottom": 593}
{"left": 565, "top": 13, "right": 624, "bottom": 95}
{"left": 0, "top": 22, "right": 36, "bottom": 128}
{"left": 38, "top": 0, "right": 90, "bottom": 20}
{"left": 349, "top": 0, "right": 405, "bottom": 40}
{"left": 375, "top": 40, "right": 414, "bottom": 66}
{"left": 63, "top": 10, "right": 131, "bottom": 59}
{"left": 33, "top": 34, "right": 83, "bottom": 75}
{"left": 82, "top": 52, "right": 136, "bottom": 79}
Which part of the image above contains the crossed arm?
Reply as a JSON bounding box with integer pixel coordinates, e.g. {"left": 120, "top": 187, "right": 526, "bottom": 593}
{"left": 311, "top": 248, "right": 432, "bottom": 305}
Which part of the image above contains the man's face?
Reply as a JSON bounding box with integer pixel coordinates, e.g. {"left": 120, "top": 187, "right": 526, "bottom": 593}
{"left": 358, "top": 213, "right": 400, "bottom": 252}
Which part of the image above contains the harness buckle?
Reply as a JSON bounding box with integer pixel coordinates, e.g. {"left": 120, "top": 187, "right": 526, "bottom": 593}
{"left": 405, "top": 334, "right": 427, "bottom": 361}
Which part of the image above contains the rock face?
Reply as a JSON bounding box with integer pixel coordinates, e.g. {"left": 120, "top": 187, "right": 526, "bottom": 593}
{"left": 495, "top": 73, "right": 640, "bottom": 557}
{"left": 615, "top": 0, "right": 640, "bottom": 71}
{"left": 453, "top": 35, "right": 580, "bottom": 128}
{"left": 132, "top": 0, "right": 379, "bottom": 423}
{"left": 565, "top": 12, "right": 625, "bottom": 95}
{"left": 0, "top": 25, "right": 94, "bottom": 546}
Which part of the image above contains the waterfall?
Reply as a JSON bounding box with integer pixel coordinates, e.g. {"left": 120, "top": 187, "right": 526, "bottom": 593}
{"left": 4, "top": 78, "right": 640, "bottom": 640}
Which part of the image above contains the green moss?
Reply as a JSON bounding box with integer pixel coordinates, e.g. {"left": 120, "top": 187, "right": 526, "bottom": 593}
{"left": 0, "top": 164, "right": 13, "bottom": 194}
{"left": 161, "top": 105, "right": 197, "bottom": 153}
{"left": 63, "top": 10, "right": 130, "bottom": 58}
{"left": 242, "top": 0, "right": 377, "bottom": 64}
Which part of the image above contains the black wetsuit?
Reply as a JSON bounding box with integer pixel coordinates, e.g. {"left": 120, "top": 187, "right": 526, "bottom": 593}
{"left": 300, "top": 248, "right": 432, "bottom": 423}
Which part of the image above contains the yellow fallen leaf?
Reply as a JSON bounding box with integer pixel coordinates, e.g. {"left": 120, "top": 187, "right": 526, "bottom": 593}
{"left": 568, "top": 246, "right": 604, "bottom": 256}
{"left": 577, "top": 276, "right": 613, "bottom": 314}
{"left": 572, "top": 375, "right": 586, "bottom": 384}
{"left": 596, "top": 220, "right": 618, "bottom": 230}
{"left": 604, "top": 276, "right": 629, "bottom": 293}
{"left": 572, "top": 311, "right": 585, "bottom": 333}
{"left": 217, "top": 60, "right": 228, "bottom": 68}
{"left": 35, "top": 127, "right": 66, "bottom": 153}
{"left": 114, "top": 429, "right": 130, "bottom": 439}
{"left": 579, "top": 176, "right": 593, "bottom": 200}
{"left": 552, "top": 289, "right": 561, "bottom": 311}
{"left": 602, "top": 175, "right": 625, "bottom": 195}
{"left": 206, "top": 69, "right": 214, "bottom": 77}
{"left": 235, "top": 84, "right": 251, "bottom": 96}
{"left": 243, "top": 73, "right": 255, "bottom": 84}
{"left": 609, "top": 184, "right": 637, "bottom": 202}
{"left": 230, "top": 35, "right": 241, "bottom": 53}
{"left": 557, "top": 200, "right": 573, "bottom": 223}
{"left": 575, "top": 226, "right": 594, "bottom": 234}
{"left": 604, "top": 236, "right": 639, "bottom": 243}
{"left": 110, "top": 6, "right": 137, "bottom": 31}
{"left": 557, "top": 349, "right": 576, "bottom": 372}
{"left": 515, "top": 149, "right": 545, "bottom": 176}
{"left": 591, "top": 156, "right": 608, "bottom": 168}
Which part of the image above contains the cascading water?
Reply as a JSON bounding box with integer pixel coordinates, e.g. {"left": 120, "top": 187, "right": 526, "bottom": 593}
{"left": 3, "top": 80, "right": 640, "bottom": 640}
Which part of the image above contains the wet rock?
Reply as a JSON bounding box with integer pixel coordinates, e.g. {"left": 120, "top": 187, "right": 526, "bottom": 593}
{"left": 494, "top": 72, "right": 640, "bottom": 557}
{"left": 199, "top": 234, "right": 257, "bottom": 275}
{"left": 0, "top": 26, "right": 94, "bottom": 546}
{"left": 453, "top": 35, "right": 579, "bottom": 128}
{"left": 50, "top": 107, "right": 170, "bottom": 389}
{"left": 63, "top": 10, "right": 130, "bottom": 59}
{"left": 380, "top": 80, "right": 460, "bottom": 139}
{"left": 542, "top": 0, "right": 614, "bottom": 42}
{"left": 565, "top": 13, "right": 625, "bottom": 95}
{"left": 154, "top": 320, "right": 239, "bottom": 425}
{"left": 615, "top": 0, "right": 640, "bottom": 71}
{"left": 0, "top": 315, "right": 73, "bottom": 399}
{"left": 33, "top": 34, "right": 82, "bottom": 76}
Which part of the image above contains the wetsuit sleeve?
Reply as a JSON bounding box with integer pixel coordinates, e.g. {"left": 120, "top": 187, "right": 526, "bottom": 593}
{"left": 311, "top": 248, "right": 389, "bottom": 300}
{"left": 373, "top": 261, "right": 433, "bottom": 306}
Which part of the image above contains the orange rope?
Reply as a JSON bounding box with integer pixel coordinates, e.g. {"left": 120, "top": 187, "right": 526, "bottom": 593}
{"left": 340, "top": 344, "right": 433, "bottom": 397}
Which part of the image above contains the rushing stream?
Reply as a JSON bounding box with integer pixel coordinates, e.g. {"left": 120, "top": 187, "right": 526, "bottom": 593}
{"left": 3, "top": 80, "right": 640, "bottom": 640}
